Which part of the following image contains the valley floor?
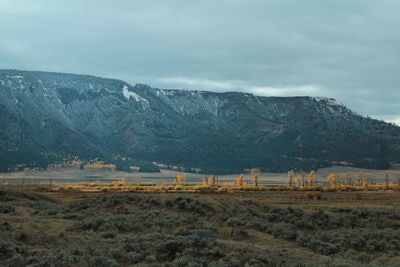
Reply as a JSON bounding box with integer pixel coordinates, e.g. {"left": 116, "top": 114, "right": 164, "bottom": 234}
{"left": 1, "top": 165, "right": 400, "bottom": 187}
{"left": 1, "top": 189, "right": 400, "bottom": 266}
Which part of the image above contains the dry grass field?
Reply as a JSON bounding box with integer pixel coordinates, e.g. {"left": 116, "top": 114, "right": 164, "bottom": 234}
{"left": 2, "top": 187, "right": 400, "bottom": 266}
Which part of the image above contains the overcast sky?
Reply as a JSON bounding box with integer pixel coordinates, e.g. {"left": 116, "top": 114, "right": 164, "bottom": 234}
{"left": 1, "top": 0, "right": 399, "bottom": 123}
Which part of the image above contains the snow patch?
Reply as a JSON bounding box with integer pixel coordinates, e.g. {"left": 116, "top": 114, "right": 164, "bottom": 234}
{"left": 161, "top": 90, "right": 178, "bottom": 96}
{"left": 6, "top": 75, "right": 23, "bottom": 79}
{"left": 313, "top": 97, "right": 342, "bottom": 106}
{"left": 190, "top": 91, "right": 201, "bottom": 96}
{"left": 122, "top": 85, "right": 149, "bottom": 106}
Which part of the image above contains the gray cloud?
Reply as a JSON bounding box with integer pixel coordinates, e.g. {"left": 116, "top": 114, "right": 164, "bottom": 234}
{"left": 1, "top": 0, "right": 399, "bottom": 123}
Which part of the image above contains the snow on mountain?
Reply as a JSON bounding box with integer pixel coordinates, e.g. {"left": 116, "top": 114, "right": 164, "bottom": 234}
{"left": 1, "top": 69, "right": 399, "bottom": 173}
{"left": 122, "top": 85, "right": 150, "bottom": 109}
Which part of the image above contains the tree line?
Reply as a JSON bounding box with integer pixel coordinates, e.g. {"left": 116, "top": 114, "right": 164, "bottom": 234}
{"left": 170, "top": 169, "right": 399, "bottom": 187}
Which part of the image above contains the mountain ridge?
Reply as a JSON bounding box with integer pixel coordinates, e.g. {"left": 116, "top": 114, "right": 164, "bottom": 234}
{"left": 1, "top": 69, "right": 399, "bottom": 173}
{"left": 0, "top": 68, "right": 353, "bottom": 105}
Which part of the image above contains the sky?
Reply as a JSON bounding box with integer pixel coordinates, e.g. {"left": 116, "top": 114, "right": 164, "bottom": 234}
{"left": 1, "top": 0, "right": 399, "bottom": 124}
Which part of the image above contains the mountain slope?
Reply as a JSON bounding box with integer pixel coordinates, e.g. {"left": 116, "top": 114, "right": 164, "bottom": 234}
{"left": 1, "top": 69, "right": 399, "bottom": 173}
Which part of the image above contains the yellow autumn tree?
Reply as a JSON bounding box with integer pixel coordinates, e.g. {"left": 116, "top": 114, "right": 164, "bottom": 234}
{"left": 236, "top": 174, "right": 245, "bottom": 186}
{"left": 129, "top": 166, "right": 140, "bottom": 172}
{"left": 327, "top": 173, "right": 336, "bottom": 186}
{"left": 174, "top": 173, "right": 187, "bottom": 185}
{"left": 358, "top": 172, "right": 374, "bottom": 186}
{"left": 207, "top": 175, "right": 218, "bottom": 186}
{"left": 114, "top": 178, "right": 126, "bottom": 186}
{"left": 295, "top": 175, "right": 302, "bottom": 187}
{"left": 134, "top": 176, "right": 141, "bottom": 186}
{"left": 203, "top": 175, "right": 218, "bottom": 186}
{"left": 250, "top": 168, "right": 260, "bottom": 186}
{"left": 346, "top": 175, "right": 354, "bottom": 186}
{"left": 337, "top": 172, "right": 346, "bottom": 186}
{"left": 306, "top": 171, "right": 316, "bottom": 186}
{"left": 286, "top": 170, "right": 295, "bottom": 186}
{"left": 207, "top": 175, "right": 216, "bottom": 186}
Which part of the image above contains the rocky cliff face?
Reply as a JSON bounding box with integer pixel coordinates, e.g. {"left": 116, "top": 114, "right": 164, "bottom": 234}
{"left": 1, "top": 69, "right": 399, "bottom": 173}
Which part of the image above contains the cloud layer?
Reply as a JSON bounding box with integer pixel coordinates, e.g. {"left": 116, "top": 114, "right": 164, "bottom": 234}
{"left": 0, "top": 0, "right": 399, "bottom": 123}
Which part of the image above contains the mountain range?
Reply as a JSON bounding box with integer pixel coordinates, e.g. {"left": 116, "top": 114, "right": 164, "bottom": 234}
{"left": 1, "top": 69, "right": 399, "bottom": 173}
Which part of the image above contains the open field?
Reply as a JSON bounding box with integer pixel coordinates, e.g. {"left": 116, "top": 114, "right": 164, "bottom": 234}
{"left": 1, "top": 166, "right": 400, "bottom": 187}
{"left": 2, "top": 188, "right": 400, "bottom": 266}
